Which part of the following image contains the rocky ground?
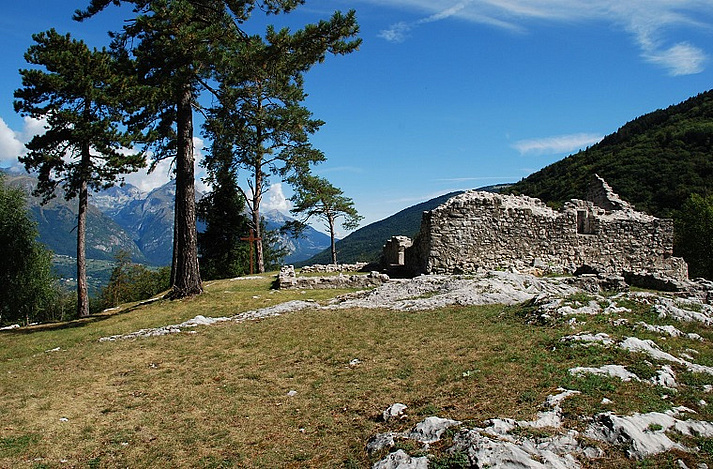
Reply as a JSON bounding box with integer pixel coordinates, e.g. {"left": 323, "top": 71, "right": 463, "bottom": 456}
{"left": 99, "top": 271, "right": 713, "bottom": 468}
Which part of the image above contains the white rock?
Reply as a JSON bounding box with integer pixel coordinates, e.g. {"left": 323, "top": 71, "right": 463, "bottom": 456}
{"left": 569, "top": 365, "right": 640, "bottom": 382}
{"left": 372, "top": 450, "right": 428, "bottom": 469}
{"left": 383, "top": 403, "right": 408, "bottom": 422}
{"left": 586, "top": 411, "right": 713, "bottom": 459}
{"left": 366, "top": 433, "right": 396, "bottom": 454}
{"left": 561, "top": 332, "right": 614, "bottom": 346}
{"left": 407, "top": 416, "right": 461, "bottom": 443}
{"left": 620, "top": 337, "right": 713, "bottom": 375}
{"left": 650, "top": 365, "right": 678, "bottom": 388}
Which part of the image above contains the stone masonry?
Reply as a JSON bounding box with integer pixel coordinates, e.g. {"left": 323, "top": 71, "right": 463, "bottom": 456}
{"left": 396, "top": 176, "right": 687, "bottom": 280}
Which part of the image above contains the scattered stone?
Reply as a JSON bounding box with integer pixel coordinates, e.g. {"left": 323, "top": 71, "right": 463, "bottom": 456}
{"left": 655, "top": 298, "right": 712, "bottom": 325}
{"left": 300, "top": 263, "right": 369, "bottom": 273}
{"left": 650, "top": 365, "right": 678, "bottom": 389}
{"left": 569, "top": 365, "right": 640, "bottom": 382}
{"left": 620, "top": 337, "right": 713, "bottom": 375}
{"left": 406, "top": 416, "right": 461, "bottom": 443}
{"left": 99, "top": 300, "right": 318, "bottom": 342}
{"left": 349, "top": 358, "right": 362, "bottom": 368}
{"left": 287, "top": 390, "right": 297, "bottom": 397}
{"left": 560, "top": 332, "right": 614, "bottom": 347}
{"left": 372, "top": 449, "right": 427, "bottom": 469}
{"left": 366, "top": 433, "right": 396, "bottom": 454}
{"left": 586, "top": 409, "right": 713, "bottom": 459}
{"left": 382, "top": 403, "right": 408, "bottom": 422}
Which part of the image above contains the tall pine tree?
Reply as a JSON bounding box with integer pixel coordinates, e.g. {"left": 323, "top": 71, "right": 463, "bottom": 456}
{"left": 207, "top": 13, "right": 360, "bottom": 272}
{"left": 14, "top": 30, "right": 144, "bottom": 317}
{"left": 75, "top": 0, "right": 319, "bottom": 295}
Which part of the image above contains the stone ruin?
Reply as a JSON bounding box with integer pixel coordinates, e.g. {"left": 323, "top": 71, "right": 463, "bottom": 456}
{"left": 384, "top": 175, "right": 688, "bottom": 281}
{"left": 277, "top": 265, "right": 389, "bottom": 290}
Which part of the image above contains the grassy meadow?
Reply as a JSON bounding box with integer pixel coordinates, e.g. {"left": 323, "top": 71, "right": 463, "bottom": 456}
{"left": 1, "top": 275, "right": 712, "bottom": 468}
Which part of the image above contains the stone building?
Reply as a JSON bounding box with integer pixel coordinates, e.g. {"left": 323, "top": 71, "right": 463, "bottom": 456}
{"left": 390, "top": 176, "right": 687, "bottom": 280}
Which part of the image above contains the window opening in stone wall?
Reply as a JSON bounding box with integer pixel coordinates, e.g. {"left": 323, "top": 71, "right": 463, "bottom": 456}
{"left": 577, "top": 210, "right": 596, "bottom": 235}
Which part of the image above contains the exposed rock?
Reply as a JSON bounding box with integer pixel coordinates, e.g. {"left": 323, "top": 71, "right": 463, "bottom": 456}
{"left": 406, "top": 416, "right": 461, "bottom": 443}
{"left": 329, "top": 271, "right": 579, "bottom": 312}
{"left": 586, "top": 410, "right": 713, "bottom": 459}
{"left": 382, "top": 403, "right": 408, "bottom": 422}
{"left": 619, "top": 337, "right": 713, "bottom": 375}
{"left": 372, "top": 450, "right": 428, "bottom": 469}
{"left": 366, "top": 433, "right": 396, "bottom": 454}
{"left": 99, "top": 300, "right": 317, "bottom": 341}
{"left": 560, "top": 332, "right": 614, "bottom": 347}
{"left": 655, "top": 298, "right": 713, "bottom": 325}
{"left": 569, "top": 365, "right": 640, "bottom": 382}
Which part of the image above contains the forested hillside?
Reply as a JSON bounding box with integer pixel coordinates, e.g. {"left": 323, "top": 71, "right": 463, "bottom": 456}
{"left": 509, "top": 90, "right": 713, "bottom": 218}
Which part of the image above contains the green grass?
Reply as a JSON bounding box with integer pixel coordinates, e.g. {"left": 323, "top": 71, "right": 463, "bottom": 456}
{"left": 1, "top": 276, "right": 711, "bottom": 468}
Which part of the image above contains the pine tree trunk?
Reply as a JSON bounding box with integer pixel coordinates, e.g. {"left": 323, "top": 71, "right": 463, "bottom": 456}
{"left": 170, "top": 82, "right": 202, "bottom": 298}
{"left": 252, "top": 171, "right": 264, "bottom": 274}
{"left": 328, "top": 213, "right": 337, "bottom": 265}
{"left": 76, "top": 152, "right": 90, "bottom": 318}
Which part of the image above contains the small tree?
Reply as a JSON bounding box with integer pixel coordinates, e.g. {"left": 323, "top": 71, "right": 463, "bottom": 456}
{"left": 288, "top": 174, "right": 362, "bottom": 264}
{"left": 99, "top": 250, "right": 171, "bottom": 309}
{"left": 675, "top": 193, "right": 713, "bottom": 279}
{"left": 0, "top": 174, "right": 55, "bottom": 325}
{"left": 14, "top": 30, "right": 144, "bottom": 317}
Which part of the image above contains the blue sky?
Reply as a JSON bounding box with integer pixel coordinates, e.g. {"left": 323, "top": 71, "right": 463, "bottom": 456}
{"left": 1, "top": 1, "right": 713, "bottom": 235}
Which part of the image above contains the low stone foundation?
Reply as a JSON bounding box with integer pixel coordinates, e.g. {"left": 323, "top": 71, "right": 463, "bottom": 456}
{"left": 277, "top": 265, "right": 389, "bottom": 290}
{"left": 299, "top": 263, "right": 369, "bottom": 274}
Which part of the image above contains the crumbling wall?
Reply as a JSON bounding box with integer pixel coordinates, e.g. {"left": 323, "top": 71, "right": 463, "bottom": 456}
{"left": 404, "top": 177, "right": 687, "bottom": 280}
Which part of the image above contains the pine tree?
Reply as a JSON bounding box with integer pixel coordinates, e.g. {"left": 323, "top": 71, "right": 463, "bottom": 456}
{"left": 288, "top": 174, "right": 362, "bottom": 264}
{"left": 206, "top": 13, "right": 360, "bottom": 272}
{"left": 197, "top": 138, "right": 251, "bottom": 280}
{"left": 75, "top": 0, "right": 325, "bottom": 295}
{"left": 14, "top": 30, "right": 144, "bottom": 317}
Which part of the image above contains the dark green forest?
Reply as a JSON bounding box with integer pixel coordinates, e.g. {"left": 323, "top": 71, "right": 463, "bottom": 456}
{"left": 509, "top": 90, "right": 713, "bottom": 218}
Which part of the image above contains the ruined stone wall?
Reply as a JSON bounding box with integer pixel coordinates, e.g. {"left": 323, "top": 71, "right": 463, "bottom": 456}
{"left": 407, "top": 189, "right": 686, "bottom": 279}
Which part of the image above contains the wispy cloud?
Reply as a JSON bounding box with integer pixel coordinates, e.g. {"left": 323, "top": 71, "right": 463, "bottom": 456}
{"left": 374, "top": 0, "right": 712, "bottom": 74}
{"left": 512, "top": 133, "right": 603, "bottom": 156}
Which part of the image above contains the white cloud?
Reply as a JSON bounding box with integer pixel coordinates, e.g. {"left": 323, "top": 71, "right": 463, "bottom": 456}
{"left": 379, "top": 21, "right": 412, "bottom": 42}
{"left": 512, "top": 133, "right": 602, "bottom": 155}
{"left": 262, "top": 183, "right": 292, "bottom": 214}
{"left": 122, "top": 137, "right": 208, "bottom": 193}
{"left": 373, "top": 0, "right": 712, "bottom": 74}
{"left": 642, "top": 42, "right": 707, "bottom": 76}
{"left": 0, "top": 118, "right": 25, "bottom": 166}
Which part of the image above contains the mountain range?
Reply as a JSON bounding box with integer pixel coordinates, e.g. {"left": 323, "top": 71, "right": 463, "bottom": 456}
{"left": 3, "top": 171, "right": 331, "bottom": 269}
